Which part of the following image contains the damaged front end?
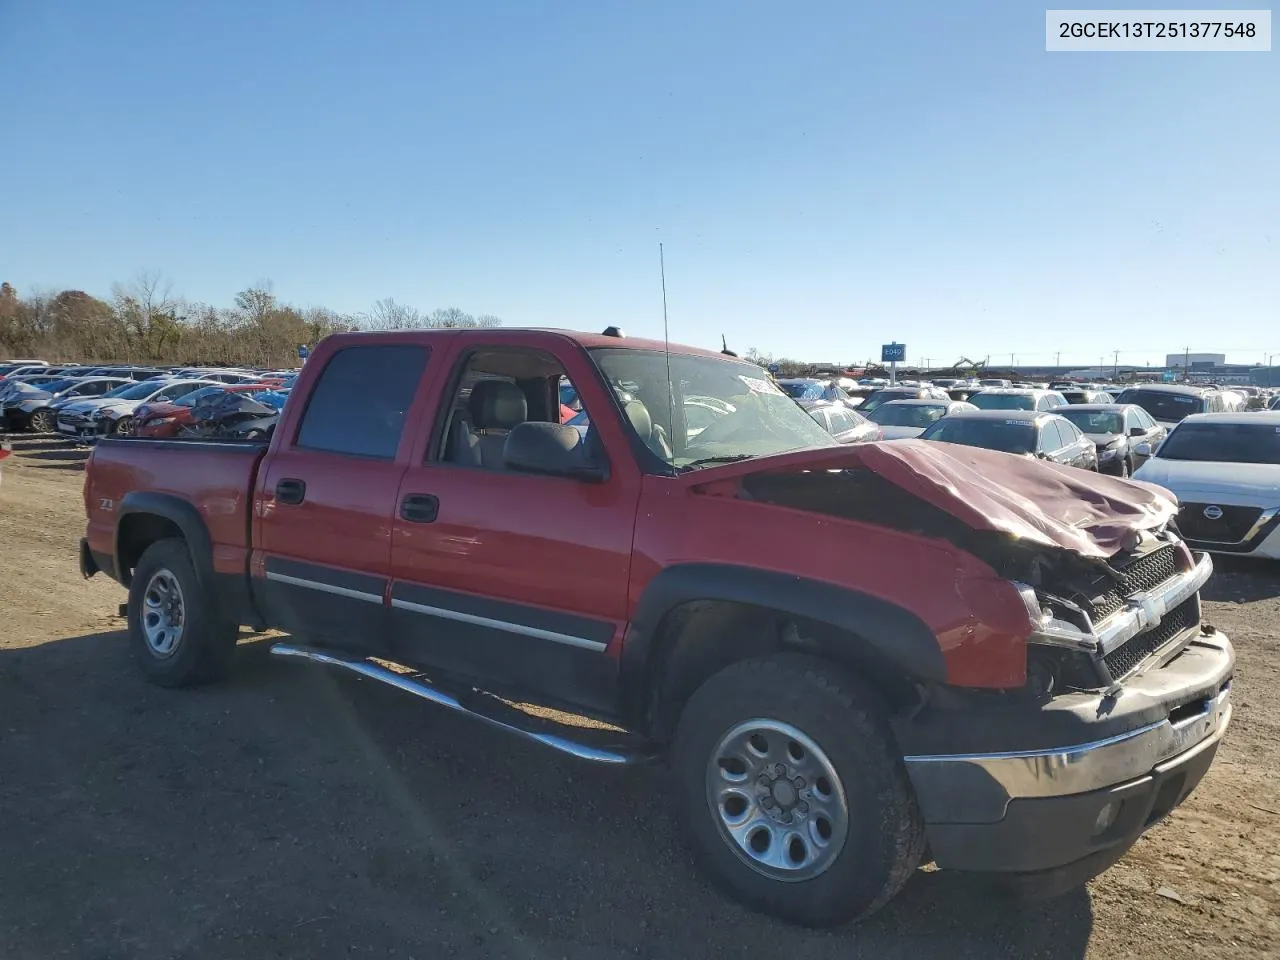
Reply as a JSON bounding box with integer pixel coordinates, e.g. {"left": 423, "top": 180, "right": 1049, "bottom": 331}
{"left": 687, "top": 439, "right": 1210, "bottom": 695}
{"left": 683, "top": 440, "right": 1233, "bottom": 890}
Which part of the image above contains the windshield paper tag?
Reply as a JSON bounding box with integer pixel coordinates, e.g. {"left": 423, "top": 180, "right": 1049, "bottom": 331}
{"left": 739, "top": 375, "right": 784, "bottom": 396}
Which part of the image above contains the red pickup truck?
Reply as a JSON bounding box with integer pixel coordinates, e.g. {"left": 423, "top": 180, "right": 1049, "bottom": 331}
{"left": 81, "top": 328, "right": 1233, "bottom": 926}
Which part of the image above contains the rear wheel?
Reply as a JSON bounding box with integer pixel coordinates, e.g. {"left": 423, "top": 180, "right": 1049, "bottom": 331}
{"left": 672, "top": 653, "right": 925, "bottom": 926}
{"left": 28, "top": 409, "right": 54, "bottom": 433}
{"left": 127, "top": 538, "right": 238, "bottom": 687}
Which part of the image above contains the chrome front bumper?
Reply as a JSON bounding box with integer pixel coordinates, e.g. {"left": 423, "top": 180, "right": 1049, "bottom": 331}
{"left": 903, "top": 626, "right": 1233, "bottom": 822}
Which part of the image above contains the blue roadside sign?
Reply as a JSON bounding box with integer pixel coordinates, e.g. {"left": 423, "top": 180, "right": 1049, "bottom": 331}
{"left": 881, "top": 342, "right": 906, "bottom": 363}
{"left": 298, "top": 344, "right": 310, "bottom": 361}
{"left": 1161, "top": 369, "right": 1176, "bottom": 382}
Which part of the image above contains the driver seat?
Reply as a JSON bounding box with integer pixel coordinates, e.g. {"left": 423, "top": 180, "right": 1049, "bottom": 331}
{"left": 469, "top": 380, "right": 528, "bottom": 468}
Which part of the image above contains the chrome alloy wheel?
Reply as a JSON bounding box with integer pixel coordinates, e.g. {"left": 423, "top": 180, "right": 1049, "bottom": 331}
{"left": 142, "top": 569, "right": 186, "bottom": 657}
{"left": 706, "top": 719, "right": 850, "bottom": 881}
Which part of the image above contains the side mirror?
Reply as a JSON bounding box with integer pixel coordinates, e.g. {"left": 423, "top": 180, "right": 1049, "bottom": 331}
{"left": 1128, "top": 426, "right": 1145, "bottom": 437}
{"left": 504, "top": 421, "right": 607, "bottom": 483}
{"left": 1133, "top": 441, "right": 1153, "bottom": 457}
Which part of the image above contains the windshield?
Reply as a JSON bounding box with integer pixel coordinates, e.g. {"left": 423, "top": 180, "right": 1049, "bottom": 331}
{"left": 868, "top": 403, "right": 948, "bottom": 428}
{"left": 13, "top": 377, "right": 61, "bottom": 391}
{"left": 920, "top": 418, "right": 1036, "bottom": 454}
{"left": 970, "top": 392, "right": 1036, "bottom": 411}
{"left": 777, "top": 381, "right": 821, "bottom": 400}
{"left": 1058, "top": 410, "right": 1123, "bottom": 435}
{"left": 1156, "top": 422, "right": 1280, "bottom": 464}
{"left": 110, "top": 381, "right": 168, "bottom": 401}
{"left": 175, "top": 386, "right": 225, "bottom": 407}
{"left": 1115, "top": 389, "right": 1204, "bottom": 422}
{"left": 589, "top": 348, "right": 836, "bottom": 469}
{"left": 859, "top": 389, "right": 921, "bottom": 413}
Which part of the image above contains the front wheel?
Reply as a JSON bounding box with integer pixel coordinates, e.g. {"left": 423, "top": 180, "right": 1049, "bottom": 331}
{"left": 127, "top": 538, "right": 238, "bottom": 687}
{"left": 28, "top": 409, "right": 55, "bottom": 433}
{"left": 672, "top": 653, "right": 925, "bottom": 926}
{"left": 113, "top": 416, "right": 133, "bottom": 436}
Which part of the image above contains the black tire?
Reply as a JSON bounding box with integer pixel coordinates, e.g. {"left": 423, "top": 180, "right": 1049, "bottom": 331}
{"left": 127, "top": 538, "right": 238, "bottom": 687}
{"left": 113, "top": 416, "right": 133, "bottom": 436}
{"left": 1119, "top": 457, "right": 1133, "bottom": 478}
{"left": 672, "top": 653, "right": 925, "bottom": 927}
{"left": 28, "top": 409, "right": 54, "bottom": 433}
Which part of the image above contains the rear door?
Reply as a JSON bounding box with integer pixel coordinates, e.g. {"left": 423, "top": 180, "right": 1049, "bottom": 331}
{"left": 253, "top": 342, "right": 434, "bottom": 654}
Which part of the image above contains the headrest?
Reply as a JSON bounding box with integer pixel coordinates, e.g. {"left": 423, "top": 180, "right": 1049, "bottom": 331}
{"left": 469, "top": 380, "right": 527, "bottom": 430}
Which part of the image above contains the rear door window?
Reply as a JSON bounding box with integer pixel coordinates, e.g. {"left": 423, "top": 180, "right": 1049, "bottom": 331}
{"left": 296, "top": 345, "right": 429, "bottom": 459}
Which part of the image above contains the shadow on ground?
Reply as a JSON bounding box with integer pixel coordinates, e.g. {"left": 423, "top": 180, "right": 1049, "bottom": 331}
{"left": 0, "top": 630, "right": 1095, "bottom": 960}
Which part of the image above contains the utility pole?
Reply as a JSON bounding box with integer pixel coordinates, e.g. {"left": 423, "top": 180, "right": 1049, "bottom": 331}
{"left": 1055, "top": 351, "right": 1061, "bottom": 368}
{"left": 1184, "top": 346, "right": 1190, "bottom": 380}
{"left": 1010, "top": 352, "right": 1016, "bottom": 370}
{"left": 1113, "top": 350, "right": 1119, "bottom": 378}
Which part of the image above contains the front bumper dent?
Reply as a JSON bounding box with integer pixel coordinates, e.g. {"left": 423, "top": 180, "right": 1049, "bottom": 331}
{"left": 903, "top": 627, "right": 1233, "bottom": 883}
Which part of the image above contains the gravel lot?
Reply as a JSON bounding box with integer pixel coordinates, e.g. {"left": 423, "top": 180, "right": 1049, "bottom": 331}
{"left": 1, "top": 435, "right": 1277, "bottom": 959}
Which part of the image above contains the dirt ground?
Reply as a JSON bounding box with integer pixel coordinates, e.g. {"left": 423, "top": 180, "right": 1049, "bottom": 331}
{"left": 1, "top": 435, "right": 1277, "bottom": 960}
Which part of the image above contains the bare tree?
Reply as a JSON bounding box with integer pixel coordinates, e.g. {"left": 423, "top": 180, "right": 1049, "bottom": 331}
{"left": 366, "top": 297, "right": 424, "bottom": 330}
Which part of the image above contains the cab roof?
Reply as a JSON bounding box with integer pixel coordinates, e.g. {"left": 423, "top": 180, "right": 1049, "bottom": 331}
{"left": 325, "top": 326, "right": 738, "bottom": 361}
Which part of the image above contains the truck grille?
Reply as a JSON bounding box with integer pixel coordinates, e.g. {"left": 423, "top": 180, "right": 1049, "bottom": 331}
{"left": 1103, "top": 597, "right": 1199, "bottom": 679}
{"left": 1081, "top": 544, "right": 1178, "bottom": 624}
{"left": 1176, "top": 503, "right": 1262, "bottom": 544}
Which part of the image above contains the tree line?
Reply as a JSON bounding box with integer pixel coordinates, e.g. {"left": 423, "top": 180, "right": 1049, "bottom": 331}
{"left": 0, "top": 273, "right": 501, "bottom": 368}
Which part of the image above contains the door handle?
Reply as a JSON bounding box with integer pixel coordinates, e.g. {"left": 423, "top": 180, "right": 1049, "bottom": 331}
{"left": 400, "top": 493, "right": 439, "bottom": 524}
{"left": 276, "top": 478, "right": 306, "bottom": 505}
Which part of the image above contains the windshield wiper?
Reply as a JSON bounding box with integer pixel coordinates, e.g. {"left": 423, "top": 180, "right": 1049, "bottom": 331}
{"left": 682, "top": 454, "right": 757, "bottom": 470}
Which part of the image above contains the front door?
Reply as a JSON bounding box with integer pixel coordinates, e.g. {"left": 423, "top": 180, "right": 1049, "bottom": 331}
{"left": 387, "top": 339, "right": 641, "bottom": 715}
{"left": 253, "top": 342, "right": 433, "bottom": 654}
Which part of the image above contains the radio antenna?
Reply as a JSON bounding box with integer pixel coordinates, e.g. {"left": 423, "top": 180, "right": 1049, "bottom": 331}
{"left": 659, "top": 242, "right": 674, "bottom": 464}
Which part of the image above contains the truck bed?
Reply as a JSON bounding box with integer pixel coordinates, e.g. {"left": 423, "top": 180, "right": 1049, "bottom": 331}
{"left": 83, "top": 438, "right": 268, "bottom": 588}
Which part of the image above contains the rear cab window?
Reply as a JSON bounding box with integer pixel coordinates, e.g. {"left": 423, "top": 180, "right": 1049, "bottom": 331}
{"left": 295, "top": 345, "right": 430, "bottom": 459}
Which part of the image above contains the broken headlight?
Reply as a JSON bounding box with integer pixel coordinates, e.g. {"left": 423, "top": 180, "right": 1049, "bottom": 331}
{"left": 1017, "top": 583, "right": 1109, "bottom": 694}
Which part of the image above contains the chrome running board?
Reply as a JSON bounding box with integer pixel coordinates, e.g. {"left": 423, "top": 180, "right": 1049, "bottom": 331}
{"left": 270, "top": 643, "right": 658, "bottom": 766}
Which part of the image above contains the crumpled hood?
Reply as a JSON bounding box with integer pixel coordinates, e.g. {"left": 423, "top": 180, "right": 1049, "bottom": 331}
{"left": 689, "top": 440, "right": 1177, "bottom": 560}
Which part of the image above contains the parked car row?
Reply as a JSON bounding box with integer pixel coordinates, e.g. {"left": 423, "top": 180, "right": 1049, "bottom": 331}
{"left": 0, "top": 360, "right": 297, "bottom": 441}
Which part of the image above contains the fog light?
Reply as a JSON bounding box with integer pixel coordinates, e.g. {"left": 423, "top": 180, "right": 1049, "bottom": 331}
{"left": 1093, "top": 800, "right": 1121, "bottom": 836}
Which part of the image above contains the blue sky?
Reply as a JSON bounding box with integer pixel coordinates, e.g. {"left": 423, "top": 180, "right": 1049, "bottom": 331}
{"left": 2, "top": 1, "right": 1276, "bottom": 368}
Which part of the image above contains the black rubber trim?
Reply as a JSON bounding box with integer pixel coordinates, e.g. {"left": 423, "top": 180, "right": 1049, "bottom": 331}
{"left": 116, "top": 492, "right": 216, "bottom": 589}
{"left": 263, "top": 556, "right": 387, "bottom": 598}
{"left": 390, "top": 581, "right": 616, "bottom": 647}
{"left": 618, "top": 563, "right": 947, "bottom": 721}
{"left": 115, "top": 491, "right": 264, "bottom": 629}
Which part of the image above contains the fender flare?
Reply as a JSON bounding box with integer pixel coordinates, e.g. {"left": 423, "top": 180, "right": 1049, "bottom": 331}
{"left": 115, "top": 491, "right": 215, "bottom": 590}
{"left": 618, "top": 563, "right": 947, "bottom": 722}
